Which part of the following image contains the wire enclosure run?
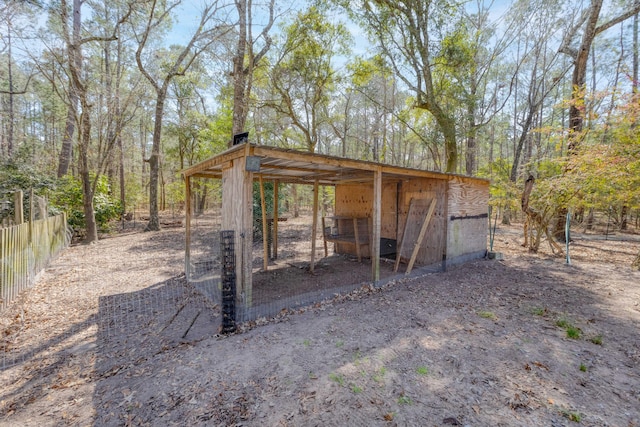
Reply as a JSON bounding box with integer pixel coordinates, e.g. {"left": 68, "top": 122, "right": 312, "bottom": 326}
{"left": 185, "top": 179, "right": 399, "bottom": 325}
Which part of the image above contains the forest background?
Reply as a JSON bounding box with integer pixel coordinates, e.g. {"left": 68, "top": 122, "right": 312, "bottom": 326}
{"left": 0, "top": 0, "right": 639, "bottom": 264}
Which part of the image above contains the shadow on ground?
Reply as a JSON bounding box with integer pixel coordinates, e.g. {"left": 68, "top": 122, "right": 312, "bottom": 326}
{"left": 90, "top": 258, "right": 640, "bottom": 426}
{"left": 92, "top": 276, "right": 219, "bottom": 425}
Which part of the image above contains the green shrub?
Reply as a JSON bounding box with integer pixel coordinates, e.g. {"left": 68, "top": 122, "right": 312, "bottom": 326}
{"left": 52, "top": 175, "right": 122, "bottom": 233}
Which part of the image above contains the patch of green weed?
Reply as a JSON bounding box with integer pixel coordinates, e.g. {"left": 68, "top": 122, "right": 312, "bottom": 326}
{"left": 555, "top": 317, "right": 581, "bottom": 339}
{"left": 589, "top": 335, "right": 603, "bottom": 345}
{"left": 397, "top": 395, "right": 412, "bottom": 405}
{"left": 329, "top": 372, "right": 344, "bottom": 386}
{"left": 352, "top": 351, "right": 369, "bottom": 366}
{"left": 478, "top": 310, "right": 497, "bottom": 321}
{"left": 373, "top": 366, "right": 387, "bottom": 383}
{"left": 532, "top": 307, "right": 548, "bottom": 316}
{"left": 566, "top": 325, "right": 581, "bottom": 339}
{"left": 416, "top": 366, "right": 429, "bottom": 376}
{"left": 560, "top": 409, "right": 582, "bottom": 422}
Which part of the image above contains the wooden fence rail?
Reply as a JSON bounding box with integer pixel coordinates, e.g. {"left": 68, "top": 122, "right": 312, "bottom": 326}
{"left": 1, "top": 213, "right": 70, "bottom": 312}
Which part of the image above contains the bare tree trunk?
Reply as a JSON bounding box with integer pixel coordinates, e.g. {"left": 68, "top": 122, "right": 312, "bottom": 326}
{"left": 502, "top": 206, "right": 511, "bottom": 225}
{"left": 145, "top": 93, "right": 165, "bottom": 231}
{"left": 198, "top": 185, "right": 207, "bottom": 212}
{"left": 57, "top": 96, "right": 77, "bottom": 177}
{"left": 135, "top": 0, "right": 233, "bottom": 231}
{"left": 634, "top": 10, "right": 639, "bottom": 95}
{"left": 231, "top": 0, "right": 247, "bottom": 138}
{"left": 115, "top": 31, "right": 126, "bottom": 216}
{"left": 568, "top": 1, "right": 602, "bottom": 148}
{"left": 57, "top": 0, "right": 82, "bottom": 177}
{"left": 555, "top": 1, "right": 603, "bottom": 242}
{"left": 160, "top": 157, "right": 166, "bottom": 212}
{"left": 465, "top": 122, "right": 476, "bottom": 176}
{"left": 510, "top": 111, "right": 536, "bottom": 182}
{"left": 231, "top": 0, "right": 275, "bottom": 142}
{"left": 433, "top": 106, "right": 457, "bottom": 173}
{"left": 79, "top": 107, "right": 98, "bottom": 243}
{"left": 292, "top": 184, "right": 299, "bottom": 218}
{"left": 119, "top": 131, "right": 125, "bottom": 214}
{"left": 465, "top": 74, "right": 478, "bottom": 176}
{"left": 63, "top": 0, "right": 99, "bottom": 243}
{"left": 560, "top": 0, "right": 640, "bottom": 144}
{"left": 140, "top": 117, "right": 147, "bottom": 176}
{"left": 621, "top": 205, "right": 628, "bottom": 230}
{"left": 6, "top": 24, "right": 14, "bottom": 158}
{"left": 585, "top": 208, "right": 594, "bottom": 230}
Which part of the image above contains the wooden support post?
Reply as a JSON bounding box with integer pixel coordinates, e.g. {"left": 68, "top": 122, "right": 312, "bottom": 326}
{"left": 372, "top": 168, "right": 382, "bottom": 282}
{"left": 322, "top": 216, "right": 328, "bottom": 257}
{"left": 222, "top": 156, "right": 253, "bottom": 307}
{"left": 394, "top": 202, "right": 411, "bottom": 273}
{"left": 310, "top": 179, "right": 319, "bottom": 273}
{"left": 185, "top": 175, "right": 192, "bottom": 278}
{"left": 273, "top": 180, "right": 279, "bottom": 259}
{"left": 259, "top": 175, "right": 269, "bottom": 271}
{"left": 353, "top": 217, "right": 362, "bottom": 262}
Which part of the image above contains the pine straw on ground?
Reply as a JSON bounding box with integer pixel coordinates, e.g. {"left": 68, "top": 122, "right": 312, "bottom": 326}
{"left": 1, "top": 221, "right": 639, "bottom": 426}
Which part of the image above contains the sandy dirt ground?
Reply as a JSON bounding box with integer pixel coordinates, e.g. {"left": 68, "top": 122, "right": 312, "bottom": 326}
{"left": 1, "top": 218, "right": 639, "bottom": 426}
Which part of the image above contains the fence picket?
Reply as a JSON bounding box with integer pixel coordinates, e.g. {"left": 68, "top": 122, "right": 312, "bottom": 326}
{"left": 0, "top": 213, "right": 69, "bottom": 312}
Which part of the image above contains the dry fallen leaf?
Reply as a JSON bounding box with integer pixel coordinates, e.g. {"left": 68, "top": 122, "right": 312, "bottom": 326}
{"left": 534, "top": 361, "right": 549, "bottom": 370}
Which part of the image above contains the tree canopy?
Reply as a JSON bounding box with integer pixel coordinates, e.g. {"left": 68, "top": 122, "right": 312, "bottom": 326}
{"left": 0, "top": 0, "right": 638, "bottom": 259}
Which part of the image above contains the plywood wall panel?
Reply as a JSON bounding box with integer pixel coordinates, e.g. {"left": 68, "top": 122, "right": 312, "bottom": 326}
{"left": 333, "top": 175, "right": 488, "bottom": 265}
{"left": 335, "top": 181, "right": 397, "bottom": 239}
{"left": 447, "top": 218, "right": 487, "bottom": 259}
{"left": 447, "top": 177, "right": 489, "bottom": 217}
{"left": 446, "top": 177, "right": 489, "bottom": 258}
{"left": 397, "top": 178, "right": 447, "bottom": 266}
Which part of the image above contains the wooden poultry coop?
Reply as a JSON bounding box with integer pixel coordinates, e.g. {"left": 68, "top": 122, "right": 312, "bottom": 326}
{"left": 183, "top": 142, "right": 489, "bottom": 320}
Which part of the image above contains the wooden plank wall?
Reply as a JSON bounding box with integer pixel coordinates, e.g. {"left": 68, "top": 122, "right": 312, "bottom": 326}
{"left": 397, "top": 178, "right": 447, "bottom": 266}
{"left": 334, "top": 181, "right": 397, "bottom": 256}
{"left": 446, "top": 177, "right": 490, "bottom": 259}
{"left": 333, "top": 176, "right": 488, "bottom": 265}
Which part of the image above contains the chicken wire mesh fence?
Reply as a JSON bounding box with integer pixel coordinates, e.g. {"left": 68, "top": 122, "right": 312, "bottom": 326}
{"left": 185, "top": 179, "right": 397, "bottom": 325}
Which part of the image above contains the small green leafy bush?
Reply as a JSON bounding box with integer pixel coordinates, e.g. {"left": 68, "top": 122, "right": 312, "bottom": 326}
{"left": 52, "top": 175, "right": 122, "bottom": 233}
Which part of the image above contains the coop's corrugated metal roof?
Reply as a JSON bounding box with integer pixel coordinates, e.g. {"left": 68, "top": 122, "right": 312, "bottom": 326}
{"left": 182, "top": 143, "right": 489, "bottom": 186}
